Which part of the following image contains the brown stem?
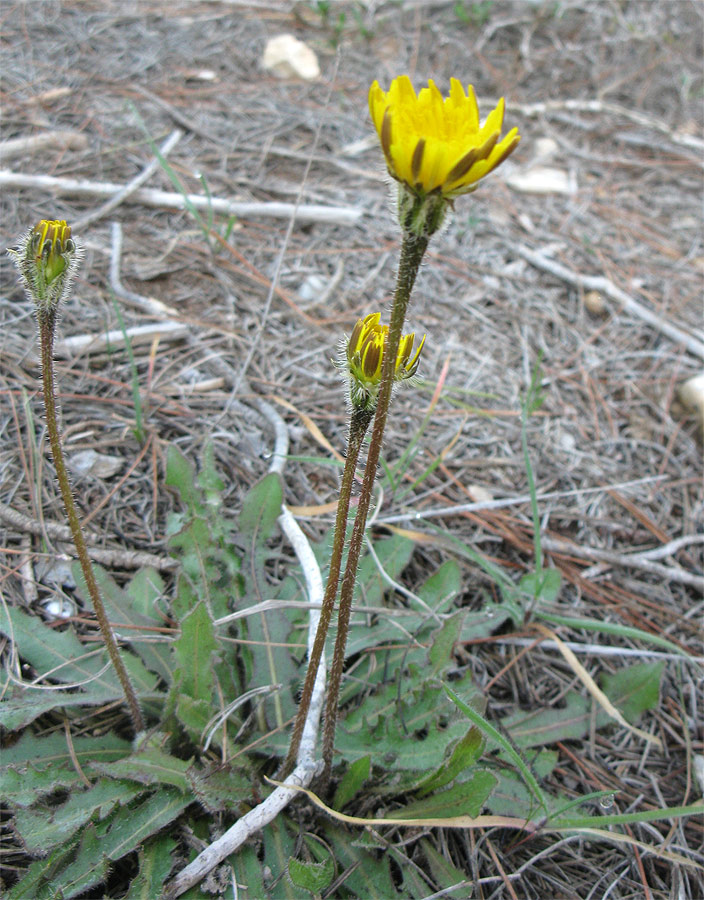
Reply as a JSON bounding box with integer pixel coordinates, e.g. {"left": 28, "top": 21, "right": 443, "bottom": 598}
{"left": 280, "top": 404, "right": 374, "bottom": 776}
{"left": 39, "top": 314, "right": 145, "bottom": 733}
{"left": 320, "top": 232, "right": 429, "bottom": 787}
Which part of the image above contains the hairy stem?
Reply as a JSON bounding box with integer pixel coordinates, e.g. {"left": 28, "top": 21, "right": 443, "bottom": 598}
{"left": 320, "top": 232, "right": 429, "bottom": 786}
{"left": 39, "top": 314, "right": 144, "bottom": 734}
{"left": 280, "top": 404, "right": 374, "bottom": 776}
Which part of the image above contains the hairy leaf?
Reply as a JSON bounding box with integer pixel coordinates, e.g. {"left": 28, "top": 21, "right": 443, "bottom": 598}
{"left": 14, "top": 778, "right": 142, "bottom": 853}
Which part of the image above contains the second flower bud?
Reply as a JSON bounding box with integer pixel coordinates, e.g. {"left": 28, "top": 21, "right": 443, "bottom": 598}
{"left": 343, "top": 311, "right": 425, "bottom": 411}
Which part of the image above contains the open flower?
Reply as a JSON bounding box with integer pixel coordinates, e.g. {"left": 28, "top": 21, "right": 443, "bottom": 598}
{"left": 8, "top": 218, "right": 80, "bottom": 318}
{"left": 344, "top": 312, "right": 425, "bottom": 410}
{"left": 369, "top": 76, "right": 520, "bottom": 200}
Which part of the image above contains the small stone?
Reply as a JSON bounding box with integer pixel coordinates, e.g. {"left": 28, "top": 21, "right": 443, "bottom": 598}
{"left": 468, "top": 484, "right": 493, "bottom": 504}
{"left": 68, "top": 449, "right": 124, "bottom": 479}
{"left": 262, "top": 34, "right": 320, "bottom": 81}
{"left": 533, "top": 137, "right": 559, "bottom": 161}
{"left": 298, "top": 273, "right": 326, "bottom": 301}
{"left": 583, "top": 290, "right": 606, "bottom": 316}
{"left": 506, "top": 166, "right": 576, "bottom": 195}
{"left": 678, "top": 371, "right": 704, "bottom": 432}
{"left": 43, "top": 597, "right": 75, "bottom": 619}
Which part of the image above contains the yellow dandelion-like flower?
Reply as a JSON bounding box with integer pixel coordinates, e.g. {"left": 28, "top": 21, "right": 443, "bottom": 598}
{"left": 344, "top": 312, "right": 425, "bottom": 410}
{"left": 369, "top": 76, "right": 520, "bottom": 200}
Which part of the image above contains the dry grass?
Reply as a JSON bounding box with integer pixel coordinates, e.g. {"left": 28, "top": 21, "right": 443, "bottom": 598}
{"left": 1, "top": 1, "right": 702, "bottom": 897}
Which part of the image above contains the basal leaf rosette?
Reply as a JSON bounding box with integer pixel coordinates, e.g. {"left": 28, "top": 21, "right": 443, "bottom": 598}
{"left": 369, "top": 76, "right": 520, "bottom": 235}
{"left": 343, "top": 312, "right": 425, "bottom": 411}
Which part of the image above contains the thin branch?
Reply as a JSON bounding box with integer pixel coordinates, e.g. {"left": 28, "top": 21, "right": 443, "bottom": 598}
{"left": 0, "top": 500, "right": 177, "bottom": 572}
{"left": 541, "top": 535, "right": 704, "bottom": 590}
{"left": 0, "top": 169, "right": 363, "bottom": 226}
{"left": 515, "top": 244, "right": 704, "bottom": 361}
{"left": 73, "top": 128, "right": 183, "bottom": 230}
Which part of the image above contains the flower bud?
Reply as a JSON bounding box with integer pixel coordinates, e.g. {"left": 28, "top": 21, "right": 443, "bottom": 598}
{"left": 341, "top": 311, "right": 425, "bottom": 410}
{"left": 8, "top": 218, "right": 81, "bottom": 320}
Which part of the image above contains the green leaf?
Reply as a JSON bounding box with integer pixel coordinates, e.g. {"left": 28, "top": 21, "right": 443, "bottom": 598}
{"left": 332, "top": 755, "right": 371, "bottom": 810}
{"left": 443, "top": 683, "right": 548, "bottom": 816}
{"left": 0, "top": 687, "right": 128, "bottom": 731}
{"left": 93, "top": 747, "right": 191, "bottom": 792}
{"left": 46, "top": 788, "right": 190, "bottom": 898}
{"left": 600, "top": 660, "right": 663, "bottom": 722}
{"left": 174, "top": 694, "right": 212, "bottom": 739}
{"left": 262, "top": 818, "right": 302, "bottom": 900}
{"left": 231, "top": 845, "right": 267, "bottom": 900}
{"left": 127, "top": 835, "right": 176, "bottom": 900}
{"left": 320, "top": 825, "right": 398, "bottom": 899}
{"left": 336, "top": 678, "right": 482, "bottom": 771}
{"left": 501, "top": 661, "right": 665, "bottom": 749}
{"left": 519, "top": 567, "right": 562, "bottom": 602}
{"left": 395, "top": 770, "right": 497, "bottom": 819}
{"left": 173, "top": 600, "right": 217, "bottom": 703}
{"left": 238, "top": 472, "right": 283, "bottom": 553}
{"left": 188, "top": 763, "right": 252, "bottom": 813}
{"left": 287, "top": 854, "right": 334, "bottom": 893}
{"left": 353, "top": 533, "right": 415, "bottom": 607}
{"left": 428, "top": 612, "right": 464, "bottom": 676}
{"left": 419, "top": 839, "right": 471, "bottom": 897}
{"left": 417, "top": 559, "right": 462, "bottom": 613}
{"left": 14, "top": 778, "right": 142, "bottom": 853}
{"left": 165, "top": 445, "right": 204, "bottom": 517}
{"left": 7, "top": 839, "right": 80, "bottom": 900}
{"left": 415, "top": 725, "right": 485, "bottom": 797}
{"left": 0, "top": 732, "right": 131, "bottom": 806}
{"left": 0, "top": 606, "right": 116, "bottom": 696}
{"left": 168, "top": 516, "right": 241, "bottom": 621}
{"left": 502, "top": 692, "right": 593, "bottom": 748}
{"left": 72, "top": 562, "right": 172, "bottom": 683}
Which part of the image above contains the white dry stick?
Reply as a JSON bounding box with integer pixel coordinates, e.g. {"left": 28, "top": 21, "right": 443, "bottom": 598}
{"left": 514, "top": 98, "right": 704, "bottom": 159}
{"left": 540, "top": 535, "right": 704, "bottom": 591}
{"left": 0, "top": 130, "right": 89, "bottom": 161}
{"left": 378, "top": 475, "right": 666, "bottom": 525}
{"left": 53, "top": 321, "right": 190, "bottom": 358}
{"left": 73, "top": 129, "right": 183, "bottom": 230}
{"left": 516, "top": 244, "right": 704, "bottom": 361}
{"left": 166, "top": 401, "right": 325, "bottom": 898}
{"left": 0, "top": 169, "right": 363, "bottom": 226}
{"left": 109, "top": 221, "right": 179, "bottom": 317}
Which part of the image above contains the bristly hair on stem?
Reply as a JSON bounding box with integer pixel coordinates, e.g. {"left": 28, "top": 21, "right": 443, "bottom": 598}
{"left": 8, "top": 220, "right": 145, "bottom": 735}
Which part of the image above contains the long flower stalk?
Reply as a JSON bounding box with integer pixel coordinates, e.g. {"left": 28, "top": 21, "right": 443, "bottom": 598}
{"left": 9, "top": 220, "right": 144, "bottom": 734}
{"left": 320, "top": 232, "right": 427, "bottom": 784}
{"left": 280, "top": 405, "right": 373, "bottom": 776}
{"left": 282, "top": 314, "right": 424, "bottom": 775}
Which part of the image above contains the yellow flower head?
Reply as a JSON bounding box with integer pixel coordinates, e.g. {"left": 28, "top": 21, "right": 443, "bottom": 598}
{"left": 369, "top": 76, "right": 520, "bottom": 199}
{"left": 8, "top": 218, "right": 80, "bottom": 319}
{"left": 345, "top": 312, "right": 425, "bottom": 410}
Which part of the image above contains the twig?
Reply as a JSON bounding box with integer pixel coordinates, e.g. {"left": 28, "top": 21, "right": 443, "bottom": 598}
{"left": 487, "top": 636, "right": 704, "bottom": 666}
{"left": 0, "top": 501, "right": 177, "bottom": 572}
{"left": 166, "top": 400, "right": 325, "bottom": 897}
{"left": 53, "top": 321, "right": 190, "bottom": 358}
{"left": 541, "top": 535, "right": 704, "bottom": 590}
{"left": 377, "top": 475, "right": 667, "bottom": 524}
{"left": 109, "top": 221, "right": 179, "bottom": 317}
{"left": 0, "top": 130, "right": 88, "bottom": 161}
{"left": 73, "top": 128, "right": 183, "bottom": 230}
{"left": 515, "top": 244, "right": 704, "bottom": 361}
{"left": 0, "top": 170, "right": 363, "bottom": 226}
{"left": 513, "top": 98, "right": 704, "bottom": 159}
